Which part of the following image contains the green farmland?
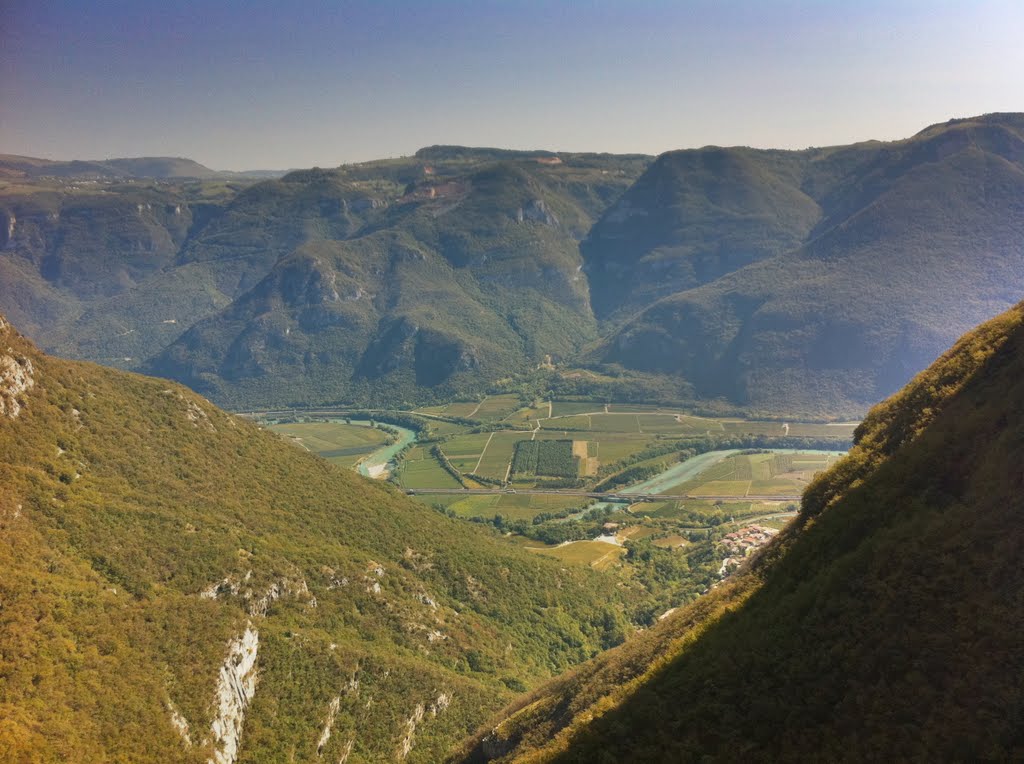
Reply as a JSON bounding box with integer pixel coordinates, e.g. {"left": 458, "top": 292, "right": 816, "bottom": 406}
{"left": 413, "top": 492, "right": 588, "bottom": 522}
{"left": 259, "top": 405, "right": 852, "bottom": 628}
{"left": 267, "top": 420, "right": 390, "bottom": 467}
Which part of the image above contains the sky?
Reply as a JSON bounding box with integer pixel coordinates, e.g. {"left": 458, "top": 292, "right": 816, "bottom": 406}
{"left": 2, "top": 0, "right": 1023, "bottom": 171}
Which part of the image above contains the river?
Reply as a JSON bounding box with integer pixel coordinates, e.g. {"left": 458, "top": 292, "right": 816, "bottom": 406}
{"left": 620, "top": 447, "right": 846, "bottom": 496}
{"left": 353, "top": 420, "right": 418, "bottom": 478}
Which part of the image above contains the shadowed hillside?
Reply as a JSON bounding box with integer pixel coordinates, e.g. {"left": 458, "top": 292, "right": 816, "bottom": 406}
{"left": 458, "top": 300, "right": 1024, "bottom": 762}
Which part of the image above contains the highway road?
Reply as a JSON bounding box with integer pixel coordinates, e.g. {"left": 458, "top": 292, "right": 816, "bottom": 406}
{"left": 404, "top": 488, "right": 802, "bottom": 502}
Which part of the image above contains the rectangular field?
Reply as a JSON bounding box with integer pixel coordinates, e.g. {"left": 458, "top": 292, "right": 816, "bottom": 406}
{"left": 512, "top": 439, "right": 578, "bottom": 478}
{"left": 445, "top": 401, "right": 484, "bottom": 418}
{"left": 540, "top": 414, "right": 591, "bottom": 430}
{"left": 720, "top": 420, "right": 858, "bottom": 439}
{"left": 473, "top": 394, "right": 522, "bottom": 421}
{"left": 550, "top": 401, "right": 603, "bottom": 417}
{"left": 397, "top": 449, "right": 462, "bottom": 489}
{"left": 474, "top": 431, "right": 534, "bottom": 480}
{"left": 527, "top": 540, "right": 626, "bottom": 570}
{"left": 412, "top": 493, "right": 587, "bottom": 521}
{"left": 268, "top": 421, "right": 388, "bottom": 467}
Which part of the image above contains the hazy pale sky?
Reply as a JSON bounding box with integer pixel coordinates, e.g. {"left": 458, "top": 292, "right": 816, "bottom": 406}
{"left": 2, "top": 0, "right": 1023, "bottom": 170}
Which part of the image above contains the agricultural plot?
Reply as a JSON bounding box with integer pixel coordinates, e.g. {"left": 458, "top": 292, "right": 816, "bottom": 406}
{"left": 412, "top": 404, "right": 449, "bottom": 416}
{"left": 748, "top": 479, "right": 803, "bottom": 495}
{"left": 636, "top": 414, "right": 696, "bottom": 433}
{"left": 475, "top": 431, "right": 534, "bottom": 480}
{"left": 662, "top": 452, "right": 839, "bottom": 498}
{"left": 675, "top": 415, "right": 726, "bottom": 433}
{"left": 438, "top": 432, "right": 491, "bottom": 474}
{"left": 689, "top": 479, "right": 753, "bottom": 497}
{"left": 720, "top": 420, "right": 857, "bottom": 439}
{"left": 502, "top": 405, "right": 549, "bottom": 423}
{"left": 512, "top": 440, "right": 579, "bottom": 478}
{"left": 605, "top": 403, "right": 670, "bottom": 413}
{"left": 412, "top": 493, "right": 587, "bottom": 521}
{"left": 397, "top": 448, "right": 462, "bottom": 489}
{"left": 472, "top": 394, "right": 522, "bottom": 421}
{"left": 586, "top": 433, "right": 658, "bottom": 466}
{"left": 617, "top": 525, "right": 659, "bottom": 542}
{"left": 540, "top": 415, "right": 591, "bottom": 430}
{"left": 527, "top": 540, "right": 626, "bottom": 570}
{"left": 551, "top": 401, "right": 603, "bottom": 417}
{"left": 575, "top": 440, "right": 598, "bottom": 477}
{"left": 442, "top": 432, "right": 492, "bottom": 456}
{"left": 267, "top": 421, "right": 389, "bottom": 467}
{"left": 444, "top": 401, "right": 483, "bottom": 418}
{"left": 427, "top": 420, "right": 473, "bottom": 437}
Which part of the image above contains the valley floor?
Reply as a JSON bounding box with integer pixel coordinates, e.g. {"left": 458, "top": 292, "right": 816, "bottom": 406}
{"left": 257, "top": 397, "right": 855, "bottom": 623}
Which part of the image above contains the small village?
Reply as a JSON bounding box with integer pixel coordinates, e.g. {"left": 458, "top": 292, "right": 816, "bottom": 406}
{"left": 718, "top": 525, "right": 780, "bottom": 578}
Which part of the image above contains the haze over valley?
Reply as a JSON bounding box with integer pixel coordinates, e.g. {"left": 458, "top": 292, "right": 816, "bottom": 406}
{"left": 3, "top": 1, "right": 1024, "bottom": 761}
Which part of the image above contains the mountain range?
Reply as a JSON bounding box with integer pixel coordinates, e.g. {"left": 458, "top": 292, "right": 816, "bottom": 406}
{"left": 3, "top": 114, "right": 1024, "bottom": 416}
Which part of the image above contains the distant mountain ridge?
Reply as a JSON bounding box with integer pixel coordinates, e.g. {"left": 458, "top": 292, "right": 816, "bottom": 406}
{"left": 3, "top": 114, "right": 1024, "bottom": 415}
{"left": 0, "top": 153, "right": 285, "bottom": 180}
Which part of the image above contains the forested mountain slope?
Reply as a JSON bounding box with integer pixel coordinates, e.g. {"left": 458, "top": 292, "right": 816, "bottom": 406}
{"left": 590, "top": 114, "right": 1024, "bottom": 415}
{"left": 0, "top": 315, "right": 633, "bottom": 763}
{"left": 147, "top": 158, "right": 644, "bottom": 407}
{"left": 459, "top": 300, "right": 1024, "bottom": 762}
{"left": 0, "top": 150, "right": 648, "bottom": 408}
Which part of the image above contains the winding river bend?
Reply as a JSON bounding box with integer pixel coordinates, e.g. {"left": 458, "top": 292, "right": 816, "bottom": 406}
{"left": 354, "top": 421, "right": 418, "bottom": 478}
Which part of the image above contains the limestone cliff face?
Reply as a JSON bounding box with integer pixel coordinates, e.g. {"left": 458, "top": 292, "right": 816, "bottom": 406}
{"left": 208, "top": 625, "right": 260, "bottom": 764}
{"left": 0, "top": 316, "right": 35, "bottom": 418}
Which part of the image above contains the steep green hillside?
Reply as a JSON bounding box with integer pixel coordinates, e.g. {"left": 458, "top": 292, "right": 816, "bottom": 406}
{"left": 2, "top": 150, "right": 648, "bottom": 409}
{"left": 460, "top": 301, "right": 1024, "bottom": 761}
{"left": 147, "top": 156, "right": 648, "bottom": 408}
{"left": 0, "top": 316, "right": 634, "bottom": 763}
{"left": 0, "top": 176, "right": 245, "bottom": 366}
{"left": 592, "top": 114, "right": 1024, "bottom": 415}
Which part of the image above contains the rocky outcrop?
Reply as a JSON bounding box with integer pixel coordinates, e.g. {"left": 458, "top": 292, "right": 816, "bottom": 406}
{"left": 0, "top": 318, "right": 35, "bottom": 419}
{"left": 198, "top": 572, "right": 316, "bottom": 615}
{"left": 316, "top": 695, "right": 341, "bottom": 756}
{"left": 166, "top": 699, "right": 193, "bottom": 747}
{"left": 397, "top": 691, "right": 452, "bottom": 760}
{"left": 515, "top": 199, "right": 558, "bottom": 226}
{"left": 208, "top": 625, "right": 260, "bottom": 764}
